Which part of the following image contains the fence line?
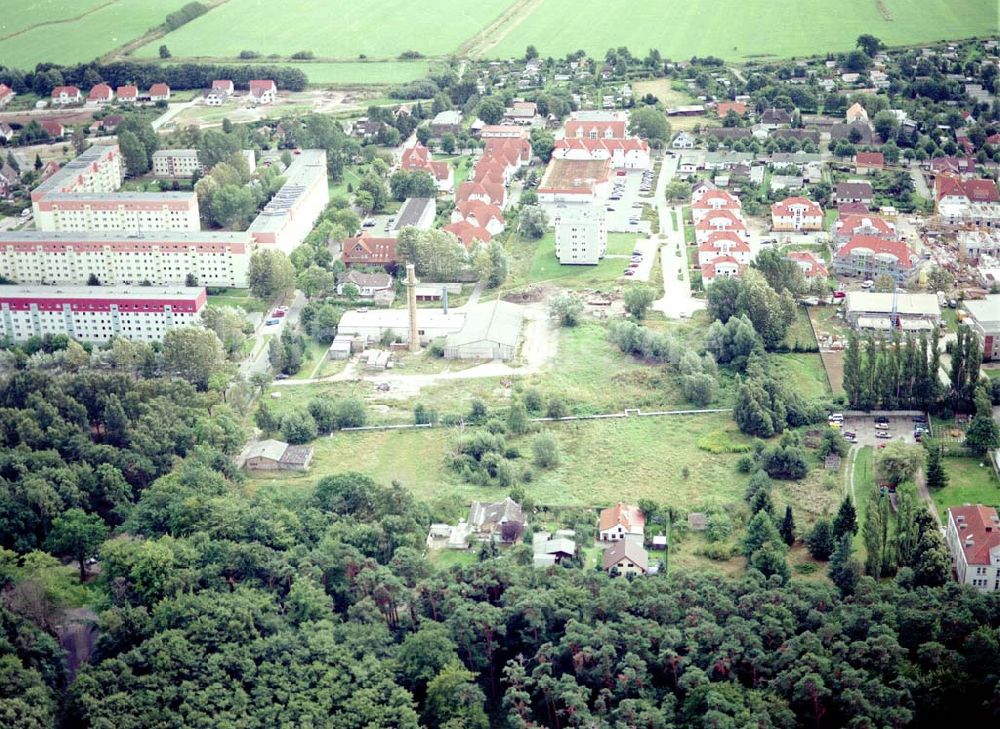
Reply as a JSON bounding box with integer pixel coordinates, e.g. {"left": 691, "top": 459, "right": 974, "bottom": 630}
{"left": 340, "top": 407, "right": 733, "bottom": 434}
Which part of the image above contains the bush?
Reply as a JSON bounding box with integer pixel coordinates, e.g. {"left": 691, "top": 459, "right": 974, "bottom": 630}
{"left": 307, "top": 398, "right": 339, "bottom": 434}
{"left": 532, "top": 433, "right": 560, "bottom": 469}
{"left": 698, "top": 543, "right": 735, "bottom": 561}
{"left": 281, "top": 410, "right": 318, "bottom": 444}
{"left": 736, "top": 455, "right": 755, "bottom": 473}
{"left": 696, "top": 431, "right": 754, "bottom": 454}
{"left": 546, "top": 398, "right": 568, "bottom": 419}
{"left": 761, "top": 444, "right": 809, "bottom": 480}
{"left": 414, "top": 403, "right": 437, "bottom": 425}
{"left": 429, "top": 339, "right": 445, "bottom": 358}
{"left": 334, "top": 397, "right": 367, "bottom": 429}
{"left": 522, "top": 388, "right": 544, "bottom": 413}
{"left": 704, "top": 511, "right": 733, "bottom": 542}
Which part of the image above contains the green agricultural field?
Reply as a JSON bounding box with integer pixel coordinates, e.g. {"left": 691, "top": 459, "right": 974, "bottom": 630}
{"left": 135, "top": 0, "right": 516, "bottom": 60}
{"left": 246, "top": 411, "right": 750, "bottom": 509}
{"left": 0, "top": 0, "right": 189, "bottom": 68}
{"left": 931, "top": 456, "right": 1000, "bottom": 518}
{"left": 487, "top": 0, "right": 997, "bottom": 61}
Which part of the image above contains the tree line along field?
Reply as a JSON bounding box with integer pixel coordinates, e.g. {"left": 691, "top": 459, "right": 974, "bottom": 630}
{"left": 133, "top": 0, "right": 517, "bottom": 61}
{"left": 0, "top": 0, "right": 189, "bottom": 69}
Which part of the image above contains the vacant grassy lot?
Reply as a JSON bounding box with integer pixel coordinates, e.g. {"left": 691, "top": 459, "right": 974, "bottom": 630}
{"left": 207, "top": 289, "right": 266, "bottom": 313}
{"left": 490, "top": 0, "right": 997, "bottom": 61}
{"left": 507, "top": 232, "right": 627, "bottom": 290}
{"left": 247, "top": 411, "right": 750, "bottom": 509}
{"left": 769, "top": 353, "right": 831, "bottom": 401}
{"left": 0, "top": 0, "right": 189, "bottom": 68}
{"left": 136, "top": 0, "right": 516, "bottom": 60}
{"left": 931, "top": 456, "right": 1000, "bottom": 518}
{"left": 782, "top": 307, "right": 819, "bottom": 350}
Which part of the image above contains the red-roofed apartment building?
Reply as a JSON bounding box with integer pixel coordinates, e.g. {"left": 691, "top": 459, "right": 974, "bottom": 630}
{"left": 450, "top": 199, "right": 505, "bottom": 236}
{"left": 149, "top": 83, "right": 171, "bottom": 102}
{"left": 249, "top": 80, "right": 277, "bottom": 104}
{"left": 701, "top": 255, "right": 743, "bottom": 284}
{"left": 930, "top": 156, "right": 977, "bottom": 176}
{"left": 834, "top": 214, "right": 897, "bottom": 245}
{"left": 855, "top": 152, "right": 884, "bottom": 174}
{"left": 0, "top": 83, "right": 14, "bottom": 108}
{"left": 787, "top": 251, "right": 829, "bottom": 279}
{"left": 51, "top": 86, "right": 81, "bottom": 105}
{"left": 771, "top": 196, "right": 823, "bottom": 231}
{"left": 87, "top": 84, "right": 114, "bottom": 104}
{"left": 697, "top": 231, "right": 751, "bottom": 266}
{"left": 400, "top": 142, "right": 454, "bottom": 192}
{"left": 341, "top": 234, "right": 397, "bottom": 268}
{"left": 935, "top": 174, "right": 1000, "bottom": 207}
{"left": 692, "top": 189, "right": 741, "bottom": 223}
{"left": 552, "top": 137, "right": 651, "bottom": 170}
{"left": 834, "top": 236, "right": 920, "bottom": 282}
{"left": 443, "top": 220, "right": 492, "bottom": 248}
{"left": 695, "top": 209, "right": 748, "bottom": 244}
{"left": 456, "top": 180, "right": 506, "bottom": 208}
{"left": 946, "top": 505, "right": 1000, "bottom": 592}
{"left": 564, "top": 119, "right": 627, "bottom": 140}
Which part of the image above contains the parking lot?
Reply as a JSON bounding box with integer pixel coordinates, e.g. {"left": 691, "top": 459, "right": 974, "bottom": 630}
{"left": 838, "top": 413, "right": 927, "bottom": 448}
{"left": 620, "top": 238, "right": 659, "bottom": 282}
{"left": 604, "top": 168, "right": 654, "bottom": 233}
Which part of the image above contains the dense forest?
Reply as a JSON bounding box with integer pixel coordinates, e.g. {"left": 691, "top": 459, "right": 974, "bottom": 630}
{"left": 0, "top": 367, "right": 998, "bottom": 727}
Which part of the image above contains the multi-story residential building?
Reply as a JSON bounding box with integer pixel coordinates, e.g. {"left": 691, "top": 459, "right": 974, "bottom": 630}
{"left": 833, "top": 214, "right": 897, "bottom": 245}
{"left": 697, "top": 231, "right": 751, "bottom": 266}
{"left": 962, "top": 295, "right": 1000, "bottom": 361}
{"left": 786, "top": 251, "right": 829, "bottom": 279}
{"left": 32, "top": 144, "right": 123, "bottom": 200}
{"left": 694, "top": 209, "right": 748, "bottom": 245}
{"left": 0, "top": 285, "right": 206, "bottom": 343}
{"left": 946, "top": 505, "right": 1000, "bottom": 592}
{"left": 247, "top": 149, "right": 329, "bottom": 254}
{"left": 770, "top": 196, "right": 823, "bottom": 231}
{"left": 834, "top": 236, "right": 920, "bottom": 282}
{"left": 152, "top": 149, "right": 204, "bottom": 178}
{"left": 400, "top": 142, "right": 454, "bottom": 192}
{"left": 33, "top": 192, "right": 200, "bottom": 233}
{"left": 552, "top": 137, "right": 651, "bottom": 170}
{"left": 554, "top": 205, "right": 607, "bottom": 265}
{"left": 0, "top": 231, "right": 253, "bottom": 288}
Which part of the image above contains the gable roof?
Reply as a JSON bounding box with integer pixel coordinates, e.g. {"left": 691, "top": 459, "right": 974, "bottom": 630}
{"left": 830, "top": 121, "right": 873, "bottom": 144}
{"left": 771, "top": 196, "right": 822, "bottom": 217}
{"left": 930, "top": 156, "right": 976, "bottom": 174}
{"left": 116, "top": 85, "right": 138, "bottom": 98}
{"left": 835, "top": 181, "right": 874, "bottom": 199}
{"left": 715, "top": 101, "right": 747, "bottom": 117}
{"left": 935, "top": 174, "right": 999, "bottom": 203}
{"left": 835, "top": 214, "right": 895, "bottom": 237}
{"left": 602, "top": 540, "right": 649, "bottom": 571}
{"left": 468, "top": 496, "right": 524, "bottom": 530}
{"left": 341, "top": 235, "right": 397, "bottom": 265}
{"left": 249, "top": 79, "right": 276, "bottom": 96}
{"left": 598, "top": 503, "right": 645, "bottom": 533}
{"left": 456, "top": 199, "right": 504, "bottom": 227}
{"left": 856, "top": 151, "right": 884, "bottom": 168}
{"left": 88, "top": 83, "right": 113, "bottom": 100}
{"left": 761, "top": 107, "right": 792, "bottom": 124}
{"left": 949, "top": 505, "right": 1000, "bottom": 565}
{"left": 339, "top": 270, "right": 392, "bottom": 289}
{"left": 787, "top": 251, "right": 829, "bottom": 278}
{"left": 564, "top": 119, "right": 627, "bottom": 138}
{"left": 837, "top": 202, "right": 870, "bottom": 215}
{"left": 212, "top": 80, "right": 234, "bottom": 91}
{"left": 456, "top": 179, "right": 504, "bottom": 206}
{"left": 701, "top": 255, "right": 743, "bottom": 279}
{"left": 51, "top": 85, "right": 80, "bottom": 97}
{"left": 443, "top": 220, "right": 492, "bottom": 248}
{"left": 837, "top": 236, "right": 917, "bottom": 266}
{"left": 695, "top": 209, "right": 746, "bottom": 230}
{"left": 149, "top": 83, "right": 170, "bottom": 97}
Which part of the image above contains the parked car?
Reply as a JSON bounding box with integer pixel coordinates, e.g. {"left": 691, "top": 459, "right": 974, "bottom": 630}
{"left": 623, "top": 269, "right": 634, "bottom": 276}
{"left": 275, "top": 373, "right": 289, "bottom": 380}
{"left": 861, "top": 279, "right": 874, "bottom": 289}
{"left": 266, "top": 318, "right": 281, "bottom": 325}
{"left": 271, "top": 309, "right": 286, "bottom": 318}
{"left": 876, "top": 431, "right": 892, "bottom": 439}
{"left": 833, "top": 290, "right": 846, "bottom": 299}
{"left": 616, "top": 170, "right": 626, "bottom": 176}
{"left": 362, "top": 218, "right": 376, "bottom": 228}
{"left": 828, "top": 413, "right": 844, "bottom": 422}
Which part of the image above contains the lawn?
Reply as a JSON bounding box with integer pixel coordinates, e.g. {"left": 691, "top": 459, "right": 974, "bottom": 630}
{"left": 135, "top": 0, "right": 517, "bottom": 60}
{"left": 931, "top": 456, "right": 1000, "bottom": 518}
{"left": 291, "top": 340, "right": 331, "bottom": 380}
{"left": 507, "top": 232, "right": 628, "bottom": 290}
{"left": 605, "top": 232, "right": 642, "bottom": 255}
{"left": 0, "top": 0, "right": 190, "bottom": 69}
{"left": 850, "top": 446, "right": 875, "bottom": 552}
{"left": 207, "top": 289, "right": 266, "bottom": 313}
{"left": 246, "top": 411, "right": 751, "bottom": 509}
{"left": 489, "top": 0, "right": 997, "bottom": 61}
{"left": 781, "top": 306, "right": 819, "bottom": 350}
{"left": 769, "top": 353, "right": 831, "bottom": 401}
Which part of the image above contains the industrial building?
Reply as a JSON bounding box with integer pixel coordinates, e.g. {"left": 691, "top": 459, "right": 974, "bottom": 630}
{"left": 336, "top": 308, "right": 464, "bottom": 346}
{"left": 247, "top": 149, "right": 329, "bottom": 254}
{"left": 962, "top": 295, "right": 1000, "bottom": 360}
{"left": 0, "top": 285, "right": 206, "bottom": 343}
{"left": 554, "top": 205, "right": 607, "bottom": 264}
{"left": 393, "top": 197, "right": 436, "bottom": 233}
{"left": 444, "top": 300, "right": 523, "bottom": 361}
{"left": 843, "top": 292, "right": 941, "bottom": 332}
{"left": 0, "top": 230, "right": 254, "bottom": 288}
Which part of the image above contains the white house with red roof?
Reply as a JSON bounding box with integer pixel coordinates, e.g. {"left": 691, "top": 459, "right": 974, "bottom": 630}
{"left": 935, "top": 174, "right": 1000, "bottom": 207}
{"left": 249, "top": 80, "right": 277, "bottom": 104}
{"left": 771, "top": 196, "right": 823, "bottom": 231}
{"left": 695, "top": 209, "right": 748, "bottom": 244}
{"left": 116, "top": 85, "right": 138, "bottom": 103}
{"left": 552, "top": 137, "right": 651, "bottom": 170}
{"left": 834, "top": 236, "right": 920, "bottom": 282}
{"left": 456, "top": 180, "right": 505, "bottom": 208}
{"left": 697, "top": 231, "right": 751, "bottom": 266}
{"left": 598, "top": 503, "right": 645, "bottom": 542}
{"left": 400, "top": 142, "right": 453, "bottom": 193}
{"left": 564, "top": 118, "right": 627, "bottom": 140}
{"left": 692, "top": 189, "right": 741, "bottom": 223}
{"left": 51, "top": 86, "right": 81, "bottom": 105}
{"left": 87, "top": 84, "right": 114, "bottom": 104}
{"left": 148, "top": 83, "right": 171, "bottom": 102}
{"left": 443, "top": 220, "right": 492, "bottom": 249}
{"left": 451, "top": 200, "right": 505, "bottom": 235}
{"left": 40, "top": 120, "right": 65, "bottom": 139}
{"left": 833, "top": 214, "right": 897, "bottom": 245}
{"left": 0, "top": 83, "right": 14, "bottom": 108}
{"left": 854, "top": 151, "right": 884, "bottom": 174}
{"left": 946, "top": 505, "right": 1000, "bottom": 592}
{"left": 212, "top": 80, "right": 234, "bottom": 94}
{"left": 471, "top": 157, "right": 508, "bottom": 186}
{"left": 786, "top": 251, "right": 829, "bottom": 279}
{"left": 701, "top": 256, "right": 743, "bottom": 284}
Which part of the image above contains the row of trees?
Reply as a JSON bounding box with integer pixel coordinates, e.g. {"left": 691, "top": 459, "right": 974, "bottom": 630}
{"left": 842, "top": 329, "right": 941, "bottom": 411}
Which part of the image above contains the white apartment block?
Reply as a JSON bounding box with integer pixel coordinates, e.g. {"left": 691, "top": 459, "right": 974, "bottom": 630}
{"left": 0, "top": 231, "right": 253, "bottom": 288}
{"left": 962, "top": 295, "right": 1000, "bottom": 361}
{"left": 152, "top": 149, "right": 204, "bottom": 178}
{"left": 554, "top": 205, "right": 607, "bottom": 265}
{"left": 946, "top": 505, "right": 1000, "bottom": 592}
{"left": 33, "top": 192, "right": 201, "bottom": 233}
{"left": 0, "top": 286, "right": 206, "bottom": 343}
{"left": 247, "top": 149, "right": 329, "bottom": 254}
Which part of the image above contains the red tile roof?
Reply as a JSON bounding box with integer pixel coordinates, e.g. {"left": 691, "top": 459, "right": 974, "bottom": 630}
{"left": 771, "top": 196, "right": 822, "bottom": 218}
{"left": 553, "top": 137, "right": 649, "bottom": 156}
{"left": 835, "top": 214, "right": 895, "bottom": 237}
{"left": 456, "top": 179, "right": 505, "bottom": 206}
{"left": 692, "top": 189, "right": 741, "bottom": 210}
{"left": 341, "top": 235, "right": 397, "bottom": 265}
{"left": 703, "top": 231, "right": 746, "bottom": 247}
{"left": 855, "top": 152, "right": 884, "bottom": 168}
{"left": 212, "top": 80, "right": 234, "bottom": 91}
{"left": 565, "top": 120, "right": 627, "bottom": 139}
{"left": 249, "top": 79, "right": 276, "bottom": 96}
{"left": 930, "top": 156, "right": 977, "bottom": 174}
{"left": 116, "top": 85, "right": 137, "bottom": 98}
{"left": 88, "top": 83, "right": 113, "bottom": 101}
{"left": 701, "top": 255, "right": 742, "bottom": 280}
{"left": 598, "top": 503, "right": 645, "bottom": 532}
{"left": 456, "top": 199, "right": 504, "bottom": 228}
{"left": 837, "top": 202, "right": 870, "bottom": 215}
{"left": 715, "top": 101, "right": 747, "bottom": 117}
{"left": 0, "top": 84, "right": 12, "bottom": 99}
{"left": 695, "top": 209, "right": 746, "bottom": 230}
{"left": 949, "top": 505, "right": 1000, "bottom": 565}
{"left": 837, "top": 236, "right": 917, "bottom": 266}
{"left": 787, "top": 251, "right": 829, "bottom": 278}
{"left": 51, "top": 86, "right": 79, "bottom": 98}
{"left": 40, "top": 120, "right": 64, "bottom": 137}
{"left": 443, "top": 220, "right": 491, "bottom": 248}
{"left": 149, "top": 83, "right": 170, "bottom": 97}
{"left": 935, "top": 174, "right": 999, "bottom": 203}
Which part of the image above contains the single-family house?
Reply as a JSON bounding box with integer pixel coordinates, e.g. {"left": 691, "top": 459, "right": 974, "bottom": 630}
{"left": 846, "top": 102, "right": 869, "bottom": 125}
{"left": 0, "top": 123, "right": 13, "bottom": 143}
{"left": 249, "top": 79, "right": 277, "bottom": 104}
{"left": 451, "top": 199, "right": 505, "bottom": 235}
{"left": 0, "top": 83, "right": 13, "bottom": 108}
{"left": 468, "top": 497, "right": 526, "bottom": 542}
{"left": 430, "top": 110, "right": 462, "bottom": 137}
{"left": 532, "top": 534, "right": 577, "bottom": 568}
{"left": 830, "top": 121, "right": 873, "bottom": 145}
{"left": 341, "top": 234, "right": 397, "bottom": 267}
{"left": 834, "top": 181, "right": 874, "bottom": 205}
{"left": 40, "top": 120, "right": 64, "bottom": 139}
{"left": 930, "top": 156, "right": 977, "bottom": 176}
{"left": 598, "top": 503, "right": 645, "bottom": 542}
{"left": 0, "top": 163, "right": 19, "bottom": 197}
{"left": 946, "top": 505, "right": 1000, "bottom": 592}
{"left": 87, "top": 84, "right": 114, "bottom": 104}
{"left": 51, "top": 86, "right": 81, "bottom": 105}
{"left": 503, "top": 100, "right": 537, "bottom": 124}
{"left": 400, "top": 142, "right": 454, "bottom": 192}
{"left": 760, "top": 107, "right": 793, "bottom": 129}
{"left": 771, "top": 196, "right": 823, "bottom": 231}
{"left": 336, "top": 270, "right": 393, "bottom": 298}
{"left": 242, "top": 439, "right": 313, "bottom": 471}
{"left": 149, "top": 83, "right": 171, "bottom": 102}
{"left": 207, "top": 80, "right": 233, "bottom": 106}
{"left": 212, "top": 79, "right": 234, "bottom": 95}
{"left": 672, "top": 131, "right": 696, "bottom": 149}
{"left": 855, "top": 152, "right": 885, "bottom": 174}
{"left": 603, "top": 540, "right": 649, "bottom": 577}
{"left": 116, "top": 85, "right": 138, "bottom": 103}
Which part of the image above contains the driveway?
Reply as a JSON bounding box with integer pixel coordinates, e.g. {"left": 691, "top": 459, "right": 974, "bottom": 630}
{"left": 241, "top": 289, "right": 306, "bottom": 378}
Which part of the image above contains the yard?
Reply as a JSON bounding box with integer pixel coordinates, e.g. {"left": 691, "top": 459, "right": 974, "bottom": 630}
{"left": 931, "top": 456, "right": 1000, "bottom": 519}
{"left": 206, "top": 289, "right": 267, "bottom": 313}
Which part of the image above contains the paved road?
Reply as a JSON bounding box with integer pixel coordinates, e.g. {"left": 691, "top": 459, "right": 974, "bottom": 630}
{"left": 651, "top": 154, "right": 705, "bottom": 319}
{"left": 241, "top": 290, "right": 306, "bottom": 378}
{"left": 151, "top": 101, "right": 197, "bottom": 132}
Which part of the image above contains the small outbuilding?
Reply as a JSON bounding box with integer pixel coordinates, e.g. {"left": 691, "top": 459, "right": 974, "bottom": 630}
{"left": 242, "top": 439, "right": 313, "bottom": 471}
